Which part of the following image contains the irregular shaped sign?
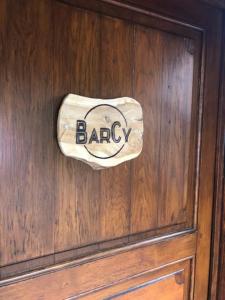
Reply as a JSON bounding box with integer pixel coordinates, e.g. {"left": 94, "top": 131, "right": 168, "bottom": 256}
{"left": 57, "top": 94, "right": 143, "bottom": 169}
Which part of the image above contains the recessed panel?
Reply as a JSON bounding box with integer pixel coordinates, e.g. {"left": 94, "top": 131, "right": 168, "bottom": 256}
{"left": 0, "top": 0, "right": 200, "bottom": 267}
{"left": 131, "top": 25, "right": 195, "bottom": 233}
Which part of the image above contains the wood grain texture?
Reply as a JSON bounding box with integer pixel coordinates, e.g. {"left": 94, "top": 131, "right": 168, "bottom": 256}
{"left": 0, "top": 3, "right": 223, "bottom": 300}
{"left": 130, "top": 26, "right": 161, "bottom": 232}
{"left": 194, "top": 11, "right": 223, "bottom": 300}
{"left": 209, "top": 14, "right": 225, "bottom": 300}
{"left": 61, "top": 0, "right": 214, "bottom": 30}
{"left": 53, "top": 2, "right": 101, "bottom": 251}
{"left": 0, "top": 0, "right": 54, "bottom": 266}
{"left": 109, "top": 274, "right": 184, "bottom": 300}
{"left": 157, "top": 33, "right": 194, "bottom": 228}
{"left": 217, "top": 20, "right": 225, "bottom": 297}
{"left": 57, "top": 94, "right": 143, "bottom": 169}
{"left": 131, "top": 26, "right": 195, "bottom": 233}
{"left": 218, "top": 214, "right": 225, "bottom": 300}
{"left": 99, "top": 15, "right": 133, "bottom": 239}
{"left": 83, "top": 260, "right": 191, "bottom": 299}
{"left": 0, "top": 0, "right": 200, "bottom": 271}
{"left": 0, "top": 233, "right": 196, "bottom": 299}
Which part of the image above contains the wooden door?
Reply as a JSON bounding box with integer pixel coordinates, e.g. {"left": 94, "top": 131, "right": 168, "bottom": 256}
{"left": 0, "top": 0, "right": 223, "bottom": 299}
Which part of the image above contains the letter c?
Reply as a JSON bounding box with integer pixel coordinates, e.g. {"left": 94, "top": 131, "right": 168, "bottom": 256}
{"left": 111, "top": 121, "right": 121, "bottom": 143}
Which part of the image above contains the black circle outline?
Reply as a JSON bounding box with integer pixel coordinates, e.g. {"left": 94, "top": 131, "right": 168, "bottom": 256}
{"left": 84, "top": 104, "right": 127, "bottom": 159}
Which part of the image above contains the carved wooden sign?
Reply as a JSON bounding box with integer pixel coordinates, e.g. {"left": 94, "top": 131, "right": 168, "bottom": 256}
{"left": 57, "top": 94, "right": 143, "bottom": 169}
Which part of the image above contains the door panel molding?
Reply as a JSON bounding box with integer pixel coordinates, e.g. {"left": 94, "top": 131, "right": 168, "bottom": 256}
{"left": 0, "top": 1, "right": 223, "bottom": 299}
{"left": 83, "top": 261, "right": 191, "bottom": 300}
{"left": 0, "top": 232, "right": 196, "bottom": 299}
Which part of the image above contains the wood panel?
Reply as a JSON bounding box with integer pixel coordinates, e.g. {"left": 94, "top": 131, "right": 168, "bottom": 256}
{"left": 131, "top": 26, "right": 195, "bottom": 233}
{"left": 130, "top": 26, "right": 160, "bottom": 232}
{"left": 0, "top": 233, "right": 195, "bottom": 300}
{"left": 61, "top": 0, "right": 215, "bottom": 30}
{"left": 0, "top": 4, "right": 223, "bottom": 300}
{"left": 0, "top": 0, "right": 202, "bottom": 269}
{"left": 53, "top": 1, "right": 101, "bottom": 252}
{"left": 83, "top": 260, "right": 191, "bottom": 299}
{"left": 209, "top": 13, "right": 225, "bottom": 300}
{"left": 99, "top": 15, "right": 133, "bottom": 239}
{"left": 218, "top": 216, "right": 225, "bottom": 300}
{"left": 194, "top": 11, "right": 223, "bottom": 300}
{"left": 201, "top": 0, "right": 225, "bottom": 9}
{"left": 52, "top": 0, "right": 199, "bottom": 252}
{"left": 157, "top": 34, "right": 194, "bottom": 228}
{"left": 106, "top": 275, "right": 184, "bottom": 300}
{"left": 0, "top": 0, "right": 54, "bottom": 266}
{"left": 217, "top": 22, "right": 225, "bottom": 295}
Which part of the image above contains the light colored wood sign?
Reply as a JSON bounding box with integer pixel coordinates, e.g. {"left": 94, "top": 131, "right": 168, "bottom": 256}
{"left": 57, "top": 94, "right": 143, "bottom": 169}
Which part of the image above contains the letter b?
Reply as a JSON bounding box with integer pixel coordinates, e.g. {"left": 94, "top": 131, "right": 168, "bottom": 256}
{"left": 76, "top": 120, "right": 87, "bottom": 144}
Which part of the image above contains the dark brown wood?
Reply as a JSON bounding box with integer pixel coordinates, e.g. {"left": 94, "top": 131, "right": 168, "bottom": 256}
{"left": 130, "top": 25, "right": 161, "bottom": 233}
{"left": 201, "top": 0, "right": 225, "bottom": 9}
{"left": 130, "top": 26, "right": 197, "bottom": 233}
{"left": 0, "top": 233, "right": 196, "bottom": 299}
{"left": 218, "top": 194, "right": 225, "bottom": 300}
{"left": 53, "top": 0, "right": 101, "bottom": 252}
{"left": 155, "top": 31, "right": 194, "bottom": 229}
{"left": 61, "top": 0, "right": 215, "bottom": 29}
{"left": 194, "top": 11, "right": 223, "bottom": 300}
{"left": 96, "top": 273, "right": 185, "bottom": 300}
{"left": 0, "top": 0, "right": 54, "bottom": 266}
{"left": 99, "top": 15, "right": 132, "bottom": 239}
{"left": 0, "top": 0, "right": 223, "bottom": 299}
{"left": 209, "top": 13, "right": 225, "bottom": 300}
{"left": 83, "top": 260, "right": 191, "bottom": 299}
{"left": 0, "top": 228, "right": 192, "bottom": 280}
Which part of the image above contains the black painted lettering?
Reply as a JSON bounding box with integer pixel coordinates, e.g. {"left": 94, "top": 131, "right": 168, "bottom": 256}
{"left": 100, "top": 128, "right": 110, "bottom": 143}
{"left": 111, "top": 121, "right": 121, "bottom": 143}
{"left": 122, "top": 128, "right": 132, "bottom": 142}
{"left": 89, "top": 128, "right": 99, "bottom": 144}
{"left": 76, "top": 120, "right": 87, "bottom": 144}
